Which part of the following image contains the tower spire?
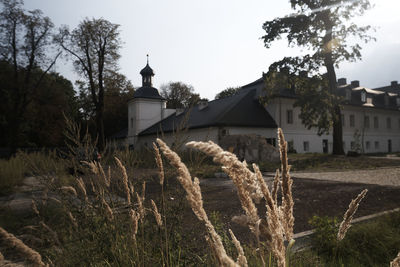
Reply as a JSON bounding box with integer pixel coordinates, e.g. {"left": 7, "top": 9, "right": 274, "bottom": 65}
{"left": 140, "top": 55, "right": 155, "bottom": 87}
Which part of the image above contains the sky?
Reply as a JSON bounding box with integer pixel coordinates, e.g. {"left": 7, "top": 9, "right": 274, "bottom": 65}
{"left": 24, "top": 0, "right": 400, "bottom": 100}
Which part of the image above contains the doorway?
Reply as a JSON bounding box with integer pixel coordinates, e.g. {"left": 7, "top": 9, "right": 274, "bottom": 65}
{"left": 388, "top": 139, "right": 392, "bottom": 153}
{"left": 322, "top": 139, "right": 328, "bottom": 153}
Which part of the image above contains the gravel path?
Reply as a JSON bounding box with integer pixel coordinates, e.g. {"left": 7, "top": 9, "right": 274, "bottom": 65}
{"left": 284, "top": 167, "right": 400, "bottom": 187}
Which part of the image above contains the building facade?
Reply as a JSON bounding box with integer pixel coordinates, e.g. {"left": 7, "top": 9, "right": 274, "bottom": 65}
{"left": 124, "top": 60, "right": 400, "bottom": 154}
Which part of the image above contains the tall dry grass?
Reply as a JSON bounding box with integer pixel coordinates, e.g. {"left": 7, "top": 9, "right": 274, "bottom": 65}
{"left": 1, "top": 127, "right": 391, "bottom": 267}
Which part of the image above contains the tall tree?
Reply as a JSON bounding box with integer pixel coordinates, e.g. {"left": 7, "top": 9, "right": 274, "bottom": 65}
{"left": 103, "top": 71, "right": 134, "bottom": 138}
{"left": 0, "top": 0, "right": 59, "bottom": 151}
{"left": 55, "top": 18, "right": 121, "bottom": 151}
{"left": 262, "top": 0, "right": 375, "bottom": 155}
{"left": 77, "top": 71, "right": 134, "bottom": 138}
{"left": 160, "top": 81, "right": 203, "bottom": 109}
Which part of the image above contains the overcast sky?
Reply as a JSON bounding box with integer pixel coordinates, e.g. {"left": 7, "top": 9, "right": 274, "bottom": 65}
{"left": 24, "top": 0, "right": 400, "bottom": 100}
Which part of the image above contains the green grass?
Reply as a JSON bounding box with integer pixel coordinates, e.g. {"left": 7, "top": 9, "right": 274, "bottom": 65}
{"left": 258, "top": 153, "right": 400, "bottom": 173}
{"left": 308, "top": 211, "right": 400, "bottom": 266}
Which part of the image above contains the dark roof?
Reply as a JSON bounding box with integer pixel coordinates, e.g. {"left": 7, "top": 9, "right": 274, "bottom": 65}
{"left": 140, "top": 63, "right": 154, "bottom": 76}
{"left": 242, "top": 77, "right": 263, "bottom": 89}
{"left": 373, "top": 82, "right": 400, "bottom": 94}
{"left": 244, "top": 75, "right": 400, "bottom": 110}
{"left": 139, "top": 89, "right": 277, "bottom": 136}
{"left": 133, "top": 86, "right": 164, "bottom": 100}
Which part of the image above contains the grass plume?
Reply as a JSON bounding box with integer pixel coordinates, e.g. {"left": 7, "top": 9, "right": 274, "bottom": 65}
{"left": 0, "top": 226, "right": 46, "bottom": 266}
{"left": 156, "top": 138, "right": 238, "bottom": 266}
{"left": 337, "top": 189, "right": 368, "bottom": 241}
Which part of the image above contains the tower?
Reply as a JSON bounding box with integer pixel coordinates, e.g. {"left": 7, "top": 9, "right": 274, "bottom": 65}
{"left": 127, "top": 56, "right": 167, "bottom": 146}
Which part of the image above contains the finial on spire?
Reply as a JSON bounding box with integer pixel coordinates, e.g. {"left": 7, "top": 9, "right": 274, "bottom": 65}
{"left": 147, "top": 54, "right": 149, "bottom": 64}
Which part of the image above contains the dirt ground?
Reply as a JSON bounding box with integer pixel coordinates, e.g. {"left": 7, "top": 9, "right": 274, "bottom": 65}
{"left": 198, "top": 176, "right": 400, "bottom": 235}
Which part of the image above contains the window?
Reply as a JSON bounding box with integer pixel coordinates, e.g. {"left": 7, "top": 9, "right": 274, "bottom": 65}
{"left": 130, "top": 118, "right": 134, "bottom": 129}
{"left": 398, "top": 118, "right": 400, "bottom": 129}
{"left": 303, "top": 141, "right": 309, "bottom": 152}
{"left": 375, "top": 141, "right": 379, "bottom": 150}
{"left": 374, "top": 116, "right": 379, "bottom": 128}
{"left": 397, "top": 97, "right": 400, "bottom": 106}
{"left": 350, "top": 114, "right": 355, "bottom": 127}
{"left": 366, "top": 141, "right": 370, "bottom": 150}
{"left": 266, "top": 138, "right": 276, "bottom": 147}
{"left": 387, "top": 117, "right": 391, "bottom": 129}
{"left": 287, "top": 109, "right": 293, "bottom": 124}
{"left": 350, "top": 141, "right": 355, "bottom": 150}
{"left": 341, "top": 114, "right": 345, "bottom": 126}
{"left": 343, "top": 141, "right": 346, "bottom": 150}
{"left": 361, "top": 91, "right": 366, "bottom": 102}
{"left": 364, "top": 116, "right": 370, "bottom": 128}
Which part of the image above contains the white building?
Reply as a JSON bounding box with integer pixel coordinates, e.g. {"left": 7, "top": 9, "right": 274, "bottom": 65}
{"left": 121, "top": 60, "right": 400, "bottom": 154}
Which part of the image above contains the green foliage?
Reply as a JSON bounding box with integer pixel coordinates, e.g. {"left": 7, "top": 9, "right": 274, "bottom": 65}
{"left": 160, "top": 81, "right": 205, "bottom": 109}
{"left": 309, "top": 212, "right": 400, "bottom": 266}
{"left": 309, "top": 215, "right": 339, "bottom": 256}
{"left": 262, "top": 0, "right": 375, "bottom": 154}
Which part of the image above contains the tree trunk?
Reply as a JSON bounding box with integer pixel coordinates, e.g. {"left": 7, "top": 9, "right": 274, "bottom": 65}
{"left": 96, "top": 106, "right": 105, "bottom": 152}
{"left": 332, "top": 105, "right": 344, "bottom": 155}
{"left": 325, "top": 61, "right": 345, "bottom": 155}
{"left": 323, "top": 17, "right": 345, "bottom": 155}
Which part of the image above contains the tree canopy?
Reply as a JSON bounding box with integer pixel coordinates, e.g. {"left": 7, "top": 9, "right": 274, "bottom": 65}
{"left": 215, "top": 86, "right": 241, "bottom": 100}
{"left": 77, "top": 71, "right": 134, "bottom": 139}
{"left": 0, "top": 60, "right": 79, "bottom": 147}
{"left": 160, "top": 82, "right": 204, "bottom": 109}
{"left": 262, "top": 0, "right": 375, "bottom": 154}
{"left": 0, "top": 0, "right": 60, "bottom": 150}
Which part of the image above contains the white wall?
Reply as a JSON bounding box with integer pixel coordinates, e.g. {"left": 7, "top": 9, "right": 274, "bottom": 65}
{"left": 342, "top": 106, "right": 400, "bottom": 153}
{"left": 127, "top": 98, "right": 167, "bottom": 145}
{"left": 267, "top": 97, "right": 400, "bottom": 153}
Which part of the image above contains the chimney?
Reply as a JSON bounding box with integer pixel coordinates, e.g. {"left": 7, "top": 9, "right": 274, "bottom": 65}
{"left": 337, "top": 78, "right": 347, "bottom": 86}
{"left": 351, "top": 80, "right": 360, "bottom": 88}
{"left": 391, "top": 81, "right": 398, "bottom": 87}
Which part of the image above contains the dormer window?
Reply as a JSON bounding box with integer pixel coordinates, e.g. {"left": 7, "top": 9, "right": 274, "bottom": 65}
{"left": 361, "top": 91, "right": 366, "bottom": 102}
